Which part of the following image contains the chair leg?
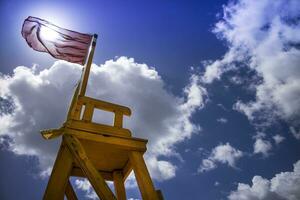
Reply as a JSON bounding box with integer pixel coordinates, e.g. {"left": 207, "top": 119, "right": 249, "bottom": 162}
{"left": 156, "top": 190, "right": 164, "bottom": 200}
{"left": 43, "top": 144, "right": 73, "bottom": 200}
{"left": 113, "top": 170, "right": 127, "bottom": 200}
{"left": 129, "top": 151, "right": 158, "bottom": 200}
{"left": 64, "top": 134, "right": 116, "bottom": 200}
{"left": 65, "top": 180, "right": 78, "bottom": 200}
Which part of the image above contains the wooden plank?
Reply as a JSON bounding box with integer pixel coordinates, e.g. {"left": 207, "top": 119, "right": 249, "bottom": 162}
{"left": 82, "top": 104, "right": 94, "bottom": 122}
{"left": 64, "top": 128, "right": 147, "bottom": 152}
{"left": 79, "top": 35, "right": 97, "bottom": 97}
{"left": 66, "top": 83, "right": 81, "bottom": 120}
{"left": 64, "top": 135, "right": 116, "bottom": 200}
{"left": 79, "top": 96, "right": 131, "bottom": 116}
{"left": 113, "top": 171, "right": 127, "bottom": 200}
{"left": 43, "top": 144, "right": 73, "bottom": 200}
{"left": 129, "top": 151, "right": 158, "bottom": 200}
{"left": 122, "top": 160, "right": 133, "bottom": 181}
{"left": 114, "top": 111, "right": 123, "bottom": 128}
{"left": 156, "top": 190, "right": 164, "bottom": 200}
{"left": 79, "top": 140, "right": 129, "bottom": 172}
{"left": 71, "top": 167, "right": 113, "bottom": 181}
{"left": 40, "top": 128, "right": 63, "bottom": 140}
{"left": 73, "top": 103, "right": 83, "bottom": 120}
{"left": 66, "top": 120, "right": 132, "bottom": 137}
{"left": 65, "top": 180, "right": 78, "bottom": 200}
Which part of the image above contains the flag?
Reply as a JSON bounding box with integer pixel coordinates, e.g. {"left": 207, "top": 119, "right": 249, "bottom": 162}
{"left": 21, "top": 16, "right": 93, "bottom": 65}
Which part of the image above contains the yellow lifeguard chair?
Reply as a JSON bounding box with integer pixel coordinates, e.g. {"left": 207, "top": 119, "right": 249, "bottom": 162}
{"left": 41, "top": 35, "right": 163, "bottom": 200}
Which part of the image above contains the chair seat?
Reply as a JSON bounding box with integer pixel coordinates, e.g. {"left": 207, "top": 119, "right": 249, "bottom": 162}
{"left": 65, "top": 119, "right": 132, "bottom": 137}
{"left": 63, "top": 127, "right": 147, "bottom": 181}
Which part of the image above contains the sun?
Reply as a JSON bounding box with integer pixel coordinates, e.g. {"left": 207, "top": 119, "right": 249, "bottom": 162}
{"left": 40, "top": 26, "right": 60, "bottom": 41}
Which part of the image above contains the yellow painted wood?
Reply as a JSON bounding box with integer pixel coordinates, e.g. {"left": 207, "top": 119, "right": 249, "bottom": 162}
{"left": 79, "top": 96, "right": 131, "bottom": 116}
{"left": 82, "top": 104, "right": 94, "bottom": 122}
{"left": 65, "top": 120, "right": 132, "bottom": 137}
{"left": 79, "top": 35, "right": 96, "bottom": 97}
{"left": 113, "top": 171, "right": 127, "bottom": 200}
{"left": 114, "top": 111, "right": 123, "bottom": 128}
{"left": 156, "top": 190, "right": 164, "bottom": 200}
{"left": 122, "top": 160, "right": 133, "bottom": 181}
{"left": 66, "top": 83, "right": 81, "bottom": 120}
{"left": 64, "top": 135, "right": 116, "bottom": 200}
{"left": 129, "top": 151, "right": 159, "bottom": 200}
{"left": 40, "top": 29, "right": 162, "bottom": 200}
{"left": 65, "top": 180, "right": 78, "bottom": 200}
{"left": 71, "top": 166, "right": 113, "bottom": 181}
{"left": 79, "top": 140, "right": 129, "bottom": 172}
{"left": 73, "top": 103, "right": 83, "bottom": 120}
{"left": 64, "top": 128, "right": 147, "bottom": 152}
{"left": 43, "top": 144, "right": 73, "bottom": 200}
{"left": 41, "top": 128, "right": 63, "bottom": 140}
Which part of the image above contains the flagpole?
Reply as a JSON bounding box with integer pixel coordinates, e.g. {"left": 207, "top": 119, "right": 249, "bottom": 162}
{"left": 79, "top": 34, "right": 98, "bottom": 97}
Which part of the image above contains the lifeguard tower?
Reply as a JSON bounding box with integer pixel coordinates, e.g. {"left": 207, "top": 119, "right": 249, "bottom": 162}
{"left": 41, "top": 35, "right": 163, "bottom": 200}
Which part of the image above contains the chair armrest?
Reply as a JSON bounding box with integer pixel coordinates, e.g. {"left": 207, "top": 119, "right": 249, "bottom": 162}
{"left": 78, "top": 96, "right": 131, "bottom": 116}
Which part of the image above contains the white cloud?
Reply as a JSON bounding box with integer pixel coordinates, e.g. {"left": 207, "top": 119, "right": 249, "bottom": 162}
{"left": 202, "top": 0, "right": 300, "bottom": 130}
{"left": 289, "top": 127, "right": 300, "bottom": 140}
{"left": 217, "top": 117, "right": 228, "bottom": 124}
{"left": 0, "top": 57, "right": 207, "bottom": 181}
{"left": 146, "top": 157, "right": 177, "bottom": 182}
{"left": 199, "top": 158, "right": 217, "bottom": 173}
{"left": 272, "top": 134, "right": 285, "bottom": 145}
{"left": 124, "top": 172, "right": 138, "bottom": 189}
{"left": 75, "top": 179, "right": 98, "bottom": 200}
{"left": 198, "top": 143, "right": 243, "bottom": 173}
{"left": 228, "top": 160, "right": 300, "bottom": 200}
{"left": 253, "top": 138, "right": 272, "bottom": 157}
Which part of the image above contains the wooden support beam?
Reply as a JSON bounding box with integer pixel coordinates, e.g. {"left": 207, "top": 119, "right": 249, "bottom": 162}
{"left": 114, "top": 111, "right": 123, "bottom": 128}
{"left": 65, "top": 120, "right": 132, "bottom": 137}
{"left": 41, "top": 128, "right": 63, "bottom": 140}
{"left": 82, "top": 104, "right": 94, "bottom": 122}
{"left": 79, "top": 35, "right": 97, "bottom": 97}
{"left": 64, "top": 135, "right": 116, "bottom": 200}
{"left": 64, "top": 128, "right": 147, "bottom": 152}
{"left": 66, "top": 82, "right": 81, "bottom": 121}
{"left": 43, "top": 144, "right": 73, "bottom": 200}
{"left": 79, "top": 96, "right": 131, "bottom": 116}
{"left": 122, "top": 160, "right": 132, "bottom": 181}
{"left": 65, "top": 180, "right": 78, "bottom": 200}
{"left": 156, "top": 190, "right": 164, "bottom": 200}
{"left": 129, "top": 151, "right": 158, "bottom": 200}
{"left": 113, "top": 171, "right": 127, "bottom": 200}
{"left": 71, "top": 167, "right": 113, "bottom": 181}
{"left": 73, "top": 103, "right": 84, "bottom": 120}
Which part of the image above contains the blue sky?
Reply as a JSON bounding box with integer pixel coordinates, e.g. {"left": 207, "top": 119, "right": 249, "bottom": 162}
{"left": 1, "top": 0, "right": 300, "bottom": 200}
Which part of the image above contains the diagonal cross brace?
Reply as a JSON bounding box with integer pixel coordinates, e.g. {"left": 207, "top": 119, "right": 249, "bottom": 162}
{"left": 64, "top": 134, "right": 117, "bottom": 200}
{"left": 65, "top": 180, "right": 79, "bottom": 200}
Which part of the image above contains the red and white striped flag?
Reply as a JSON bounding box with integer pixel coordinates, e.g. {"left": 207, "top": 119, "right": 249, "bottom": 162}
{"left": 21, "top": 16, "right": 93, "bottom": 65}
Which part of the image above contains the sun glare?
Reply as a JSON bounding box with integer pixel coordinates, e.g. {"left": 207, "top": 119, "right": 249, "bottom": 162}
{"left": 40, "top": 26, "right": 59, "bottom": 41}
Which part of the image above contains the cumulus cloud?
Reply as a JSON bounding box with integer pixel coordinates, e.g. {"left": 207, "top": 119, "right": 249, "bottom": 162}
{"left": 289, "top": 127, "right": 300, "bottom": 140}
{"left": 146, "top": 157, "right": 177, "bottom": 181}
{"left": 253, "top": 138, "right": 272, "bottom": 157}
{"left": 202, "top": 0, "right": 300, "bottom": 130}
{"left": 0, "top": 57, "right": 207, "bottom": 181}
{"left": 272, "top": 134, "right": 285, "bottom": 145}
{"left": 75, "top": 179, "right": 98, "bottom": 200}
{"left": 228, "top": 160, "right": 300, "bottom": 200}
{"left": 74, "top": 173, "right": 139, "bottom": 200}
{"left": 198, "top": 143, "right": 243, "bottom": 173}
